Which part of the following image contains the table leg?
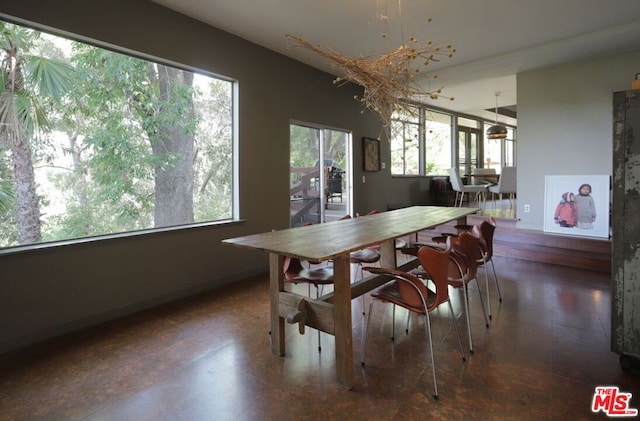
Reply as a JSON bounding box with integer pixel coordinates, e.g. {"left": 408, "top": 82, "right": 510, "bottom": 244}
{"left": 379, "top": 238, "right": 397, "bottom": 268}
{"left": 269, "top": 253, "right": 285, "bottom": 356}
{"left": 455, "top": 215, "right": 471, "bottom": 233}
{"left": 332, "top": 255, "right": 353, "bottom": 389}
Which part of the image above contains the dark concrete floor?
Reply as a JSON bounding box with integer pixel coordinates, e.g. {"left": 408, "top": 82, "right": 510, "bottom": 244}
{"left": 1, "top": 257, "right": 638, "bottom": 420}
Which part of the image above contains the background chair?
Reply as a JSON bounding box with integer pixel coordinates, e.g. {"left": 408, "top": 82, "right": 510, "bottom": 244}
{"left": 361, "top": 240, "right": 466, "bottom": 400}
{"left": 398, "top": 232, "right": 488, "bottom": 353}
{"left": 471, "top": 218, "right": 502, "bottom": 318}
{"left": 350, "top": 210, "right": 381, "bottom": 315}
{"left": 350, "top": 247, "right": 381, "bottom": 315}
{"left": 488, "top": 166, "right": 517, "bottom": 208}
{"left": 432, "top": 217, "right": 503, "bottom": 319}
{"left": 449, "top": 168, "right": 488, "bottom": 208}
{"left": 283, "top": 255, "right": 334, "bottom": 352}
{"left": 445, "top": 232, "right": 490, "bottom": 353}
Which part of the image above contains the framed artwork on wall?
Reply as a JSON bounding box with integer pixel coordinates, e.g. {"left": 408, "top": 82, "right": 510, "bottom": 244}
{"left": 363, "top": 137, "right": 380, "bottom": 172}
{"left": 543, "top": 174, "right": 610, "bottom": 239}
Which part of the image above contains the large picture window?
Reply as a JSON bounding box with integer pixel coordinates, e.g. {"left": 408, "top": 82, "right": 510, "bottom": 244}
{"left": 390, "top": 106, "right": 420, "bottom": 175}
{"left": 0, "top": 21, "right": 235, "bottom": 249}
{"left": 391, "top": 106, "right": 452, "bottom": 176}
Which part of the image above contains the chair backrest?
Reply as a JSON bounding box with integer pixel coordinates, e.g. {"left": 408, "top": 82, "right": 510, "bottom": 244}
{"left": 283, "top": 256, "right": 304, "bottom": 280}
{"left": 448, "top": 168, "right": 463, "bottom": 191}
{"left": 496, "top": 166, "right": 517, "bottom": 193}
{"left": 448, "top": 232, "right": 481, "bottom": 283}
{"left": 472, "top": 218, "right": 496, "bottom": 261}
{"left": 356, "top": 209, "right": 379, "bottom": 217}
{"left": 415, "top": 240, "right": 453, "bottom": 312}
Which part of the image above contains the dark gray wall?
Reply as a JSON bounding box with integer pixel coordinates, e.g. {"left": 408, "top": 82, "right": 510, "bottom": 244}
{"left": 0, "top": 0, "right": 439, "bottom": 353}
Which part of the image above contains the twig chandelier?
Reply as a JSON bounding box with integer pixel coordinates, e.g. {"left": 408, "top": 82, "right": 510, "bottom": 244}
{"left": 285, "top": 16, "right": 456, "bottom": 133}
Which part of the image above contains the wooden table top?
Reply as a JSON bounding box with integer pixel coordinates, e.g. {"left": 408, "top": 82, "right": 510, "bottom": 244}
{"left": 222, "top": 206, "right": 478, "bottom": 263}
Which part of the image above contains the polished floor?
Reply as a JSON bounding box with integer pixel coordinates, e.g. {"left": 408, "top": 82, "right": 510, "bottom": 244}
{"left": 1, "top": 257, "right": 638, "bottom": 420}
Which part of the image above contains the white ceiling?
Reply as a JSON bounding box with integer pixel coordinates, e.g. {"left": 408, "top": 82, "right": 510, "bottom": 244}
{"left": 151, "top": 0, "right": 640, "bottom": 125}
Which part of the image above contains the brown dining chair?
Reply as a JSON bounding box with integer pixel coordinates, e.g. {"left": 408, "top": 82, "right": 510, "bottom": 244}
{"left": 283, "top": 255, "right": 334, "bottom": 352}
{"left": 471, "top": 218, "right": 502, "bottom": 318}
{"left": 350, "top": 247, "right": 381, "bottom": 314}
{"left": 433, "top": 217, "right": 502, "bottom": 319}
{"left": 400, "top": 232, "right": 489, "bottom": 353}
{"left": 446, "top": 231, "right": 490, "bottom": 353}
{"left": 361, "top": 239, "right": 466, "bottom": 400}
{"left": 349, "top": 210, "right": 381, "bottom": 315}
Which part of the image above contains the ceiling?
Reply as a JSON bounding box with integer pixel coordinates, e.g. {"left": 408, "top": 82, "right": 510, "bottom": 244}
{"left": 151, "top": 0, "right": 640, "bottom": 126}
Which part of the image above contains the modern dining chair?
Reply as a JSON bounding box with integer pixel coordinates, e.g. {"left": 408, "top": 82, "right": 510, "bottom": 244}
{"left": 402, "top": 231, "right": 489, "bottom": 353}
{"left": 361, "top": 239, "right": 466, "bottom": 400}
{"left": 283, "top": 255, "right": 334, "bottom": 352}
{"left": 471, "top": 218, "right": 502, "bottom": 318}
{"left": 431, "top": 217, "right": 502, "bottom": 320}
{"left": 280, "top": 221, "right": 335, "bottom": 351}
{"left": 488, "top": 166, "right": 517, "bottom": 208}
{"left": 446, "top": 231, "right": 490, "bottom": 353}
{"left": 350, "top": 210, "right": 381, "bottom": 315}
{"left": 449, "top": 168, "right": 489, "bottom": 208}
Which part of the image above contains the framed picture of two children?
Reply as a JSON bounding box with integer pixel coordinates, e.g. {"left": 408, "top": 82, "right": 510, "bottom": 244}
{"left": 543, "top": 175, "right": 610, "bottom": 238}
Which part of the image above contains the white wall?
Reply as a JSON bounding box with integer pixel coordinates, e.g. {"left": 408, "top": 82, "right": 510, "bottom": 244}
{"left": 516, "top": 50, "right": 640, "bottom": 230}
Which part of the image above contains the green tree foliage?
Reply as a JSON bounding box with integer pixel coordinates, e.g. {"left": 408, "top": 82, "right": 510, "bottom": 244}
{"left": 0, "top": 21, "right": 233, "bottom": 248}
{"left": 0, "top": 22, "right": 73, "bottom": 245}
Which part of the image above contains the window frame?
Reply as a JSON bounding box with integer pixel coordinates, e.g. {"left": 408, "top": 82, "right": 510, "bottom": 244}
{"left": 0, "top": 17, "right": 239, "bottom": 253}
{"left": 390, "top": 102, "right": 516, "bottom": 177}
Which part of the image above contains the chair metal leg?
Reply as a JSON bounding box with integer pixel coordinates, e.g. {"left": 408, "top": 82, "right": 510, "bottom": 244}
{"left": 460, "top": 283, "right": 473, "bottom": 353}
{"left": 405, "top": 310, "right": 410, "bottom": 334}
{"left": 491, "top": 259, "right": 503, "bottom": 302}
{"left": 423, "top": 310, "right": 439, "bottom": 400}
{"left": 473, "top": 278, "right": 490, "bottom": 329}
{"left": 423, "top": 301, "right": 467, "bottom": 400}
{"left": 356, "top": 260, "right": 378, "bottom": 316}
{"left": 485, "top": 258, "right": 503, "bottom": 319}
{"left": 455, "top": 191, "right": 467, "bottom": 207}
{"left": 448, "top": 300, "right": 467, "bottom": 362}
{"left": 357, "top": 263, "right": 366, "bottom": 315}
{"left": 391, "top": 304, "right": 396, "bottom": 341}
{"left": 315, "top": 286, "right": 322, "bottom": 353}
{"left": 484, "top": 262, "right": 493, "bottom": 319}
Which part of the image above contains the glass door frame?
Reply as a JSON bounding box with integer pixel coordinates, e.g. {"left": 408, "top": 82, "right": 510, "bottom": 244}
{"left": 456, "top": 126, "right": 482, "bottom": 178}
{"left": 289, "top": 121, "right": 352, "bottom": 227}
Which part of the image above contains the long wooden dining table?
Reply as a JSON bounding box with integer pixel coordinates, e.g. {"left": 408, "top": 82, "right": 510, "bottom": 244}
{"left": 222, "top": 206, "right": 479, "bottom": 389}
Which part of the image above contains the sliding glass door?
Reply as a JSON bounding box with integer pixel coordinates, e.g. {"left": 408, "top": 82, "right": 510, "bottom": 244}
{"left": 289, "top": 123, "right": 351, "bottom": 227}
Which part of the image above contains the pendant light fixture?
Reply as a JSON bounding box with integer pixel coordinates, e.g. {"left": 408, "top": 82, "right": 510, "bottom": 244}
{"left": 487, "top": 92, "right": 507, "bottom": 139}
